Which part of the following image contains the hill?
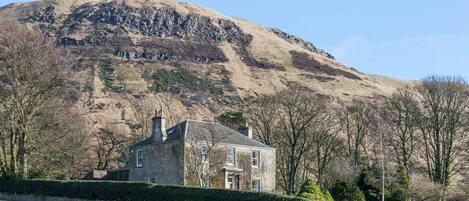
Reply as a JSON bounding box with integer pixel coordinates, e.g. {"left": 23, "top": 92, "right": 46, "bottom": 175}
{"left": 0, "top": 0, "right": 410, "bottom": 130}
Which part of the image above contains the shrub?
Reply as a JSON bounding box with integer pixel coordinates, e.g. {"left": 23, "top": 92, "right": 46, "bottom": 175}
{"left": 323, "top": 191, "right": 334, "bottom": 201}
{"left": 357, "top": 164, "right": 410, "bottom": 201}
{"left": 0, "top": 179, "right": 309, "bottom": 201}
{"left": 150, "top": 68, "right": 223, "bottom": 95}
{"left": 217, "top": 110, "right": 246, "bottom": 130}
{"left": 99, "top": 60, "right": 124, "bottom": 93}
{"left": 329, "top": 181, "right": 365, "bottom": 201}
{"left": 297, "top": 180, "right": 334, "bottom": 201}
{"left": 297, "top": 180, "right": 324, "bottom": 200}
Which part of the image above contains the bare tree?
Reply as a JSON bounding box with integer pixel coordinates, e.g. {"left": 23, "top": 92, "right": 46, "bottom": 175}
{"left": 129, "top": 97, "right": 157, "bottom": 142}
{"left": 0, "top": 25, "right": 79, "bottom": 179}
{"left": 381, "top": 88, "right": 420, "bottom": 173}
{"left": 248, "top": 88, "right": 342, "bottom": 194}
{"left": 0, "top": 110, "right": 7, "bottom": 176}
{"left": 415, "top": 76, "right": 469, "bottom": 200}
{"left": 247, "top": 95, "right": 279, "bottom": 147}
{"left": 184, "top": 123, "right": 228, "bottom": 187}
{"left": 340, "top": 99, "right": 374, "bottom": 169}
{"left": 310, "top": 108, "right": 343, "bottom": 188}
{"left": 94, "top": 126, "right": 127, "bottom": 170}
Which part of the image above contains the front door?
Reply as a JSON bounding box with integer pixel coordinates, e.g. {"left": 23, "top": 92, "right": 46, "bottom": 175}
{"left": 227, "top": 175, "right": 240, "bottom": 190}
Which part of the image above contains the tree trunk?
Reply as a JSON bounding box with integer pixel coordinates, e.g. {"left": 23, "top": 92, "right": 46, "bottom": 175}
{"left": 9, "top": 128, "right": 18, "bottom": 178}
{"left": 17, "top": 131, "right": 27, "bottom": 179}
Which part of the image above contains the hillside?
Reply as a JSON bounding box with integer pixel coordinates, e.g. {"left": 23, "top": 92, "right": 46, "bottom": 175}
{"left": 0, "top": 0, "right": 410, "bottom": 131}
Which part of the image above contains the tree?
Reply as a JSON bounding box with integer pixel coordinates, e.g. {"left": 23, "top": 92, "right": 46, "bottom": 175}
{"left": 185, "top": 123, "right": 229, "bottom": 187}
{"left": 276, "top": 89, "right": 330, "bottom": 195}
{"left": 381, "top": 88, "right": 420, "bottom": 173}
{"left": 329, "top": 180, "right": 365, "bottom": 201}
{"left": 340, "top": 99, "right": 374, "bottom": 170}
{"left": 128, "top": 97, "right": 158, "bottom": 142}
{"left": 248, "top": 88, "right": 329, "bottom": 194}
{"left": 0, "top": 110, "right": 8, "bottom": 176}
{"left": 310, "top": 109, "right": 342, "bottom": 188}
{"left": 247, "top": 95, "right": 279, "bottom": 147}
{"left": 415, "top": 76, "right": 469, "bottom": 199}
{"left": 0, "top": 25, "right": 82, "bottom": 179}
{"left": 357, "top": 164, "right": 410, "bottom": 201}
{"left": 94, "top": 126, "right": 127, "bottom": 170}
{"left": 217, "top": 110, "right": 246, "bottom": 131}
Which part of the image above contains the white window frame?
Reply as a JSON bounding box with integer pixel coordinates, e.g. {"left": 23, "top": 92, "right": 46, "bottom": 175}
{"left": 201, "top": 144, "right": 209, "bottom": 163}
{"left": 252, "top": 150, "right": 261, "bottom": 168}
{"left": 251, "top": 179, "right": 261, "bottom": 192}
{"left": 226, "top": 147, "right": 236, "bottom": 166}
{"left": 136, "top": 149, "right": 143, "bottom": 167}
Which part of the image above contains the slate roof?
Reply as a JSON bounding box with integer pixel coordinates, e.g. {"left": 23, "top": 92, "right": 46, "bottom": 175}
{"left": 132, "top": 120, "right": 272, "bottom": 149}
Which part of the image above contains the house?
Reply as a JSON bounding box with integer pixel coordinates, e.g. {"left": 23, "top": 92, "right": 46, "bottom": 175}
{"left": 128, "top": 113, "right": 276, "bottom": 192}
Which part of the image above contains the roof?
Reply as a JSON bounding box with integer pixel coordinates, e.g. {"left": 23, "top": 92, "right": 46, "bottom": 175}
{"left": 132, "top": 119, "right": 272, "bottom": 149}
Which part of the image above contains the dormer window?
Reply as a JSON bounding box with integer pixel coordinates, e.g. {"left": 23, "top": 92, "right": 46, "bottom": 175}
{"left": 136, "top": 149, "right": 143, "bottom": 167}
{"left": 227, "top": 147, "right": 236, "bottom": 166}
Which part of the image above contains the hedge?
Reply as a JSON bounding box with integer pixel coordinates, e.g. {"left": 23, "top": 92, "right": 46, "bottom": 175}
{"left": 0, "top": 180, "right": 310, "bottom": 201}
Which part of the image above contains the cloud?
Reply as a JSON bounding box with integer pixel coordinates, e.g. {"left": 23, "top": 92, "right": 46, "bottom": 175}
{"left": 332, "top": 37, "right": 369, "bottom": 60}
{"left": 330, "top": 33, "right": 469, "bottom": 79}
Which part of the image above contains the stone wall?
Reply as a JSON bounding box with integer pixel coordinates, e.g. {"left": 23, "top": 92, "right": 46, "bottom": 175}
{"left": 184, "top": 142, "right": 276, "bottom": 192}
{"left": 226, "top": 144, "right": 276, "bottom": 192}
{"left": 129, "top": 139, "right": 185, "bottom": 185}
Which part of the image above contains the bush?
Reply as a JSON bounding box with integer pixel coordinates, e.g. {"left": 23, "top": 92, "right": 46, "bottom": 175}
{"left": 357, "top": 164, "right": 410, "bottom": 201}
{"left": 217, "top": 110, "right": 246, "bottom": 130}
{"left": 99, "top": 60, "right": 124, "bottom": 93}
{"left": 323, "top": 191, "right": 334, "bottom": 201}
{"left": 297, "top": 180, "right": 324, "bottom": 200}
{"left": 150, "top": 68, "right": 223, "bottom": 95}
{"left": 329, "top": 181, "right": 365, "bottom": 201}
{"left": 297, "top": 180, "right": 334, "bottom": 201}
{"left": 0, "top": 179, "right": 309, "bottom": 201}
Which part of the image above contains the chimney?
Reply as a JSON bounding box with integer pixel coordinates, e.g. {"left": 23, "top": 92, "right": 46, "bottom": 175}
{"left": 152, "top": 108, "right": 167, "bottom": 143}
{"left": 239, "top": 123, "right": 253, "bottom": 139}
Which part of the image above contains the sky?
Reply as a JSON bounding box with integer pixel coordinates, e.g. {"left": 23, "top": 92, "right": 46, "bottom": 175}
{"left": 1, "top": 0, "right": 468, "bottom": 80}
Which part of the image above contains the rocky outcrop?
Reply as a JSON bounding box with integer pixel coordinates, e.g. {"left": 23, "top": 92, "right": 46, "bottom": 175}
{"left": 24, "top": 1, "right": 254, "bottom": 64}
{"left": 26, "top": 2, "right": 251, "bottom": 45}
{"left": 116, "top": 39, "right": 228, "bottom": 63}
{"left": 272, "top": 28, "right": 334, "bottom": 59}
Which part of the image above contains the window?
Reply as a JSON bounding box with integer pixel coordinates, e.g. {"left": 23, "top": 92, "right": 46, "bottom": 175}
{"left": 252, "top": 150, "right": 260, "bottom": 168}
{"left": 202, "top": 176, "right": 211, "bottom": 188}
{"left": 227, "top": 147, "right": 236, "bottom": 166}
{"left": 201, "top": 145, "right": 209, "bottom": 163}
{"left": 252, "top": 179, "right": 261, "bottom": 192}
{"left": 136, "top": 149, "right": 143, "bottom": 167}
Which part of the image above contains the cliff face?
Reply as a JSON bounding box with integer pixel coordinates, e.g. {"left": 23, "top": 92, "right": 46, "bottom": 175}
{"left": 0, "top": 0, "right": 410, "bottom": 130}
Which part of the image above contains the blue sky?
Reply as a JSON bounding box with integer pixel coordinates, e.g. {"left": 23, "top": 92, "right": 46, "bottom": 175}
{"left": 1, "top": 0, "right": 468, "bottom": 80}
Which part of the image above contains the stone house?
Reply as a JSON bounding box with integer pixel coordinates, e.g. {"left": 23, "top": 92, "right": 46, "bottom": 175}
{"left": 129, "top": 115, "right": 276, "bottom": 192}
